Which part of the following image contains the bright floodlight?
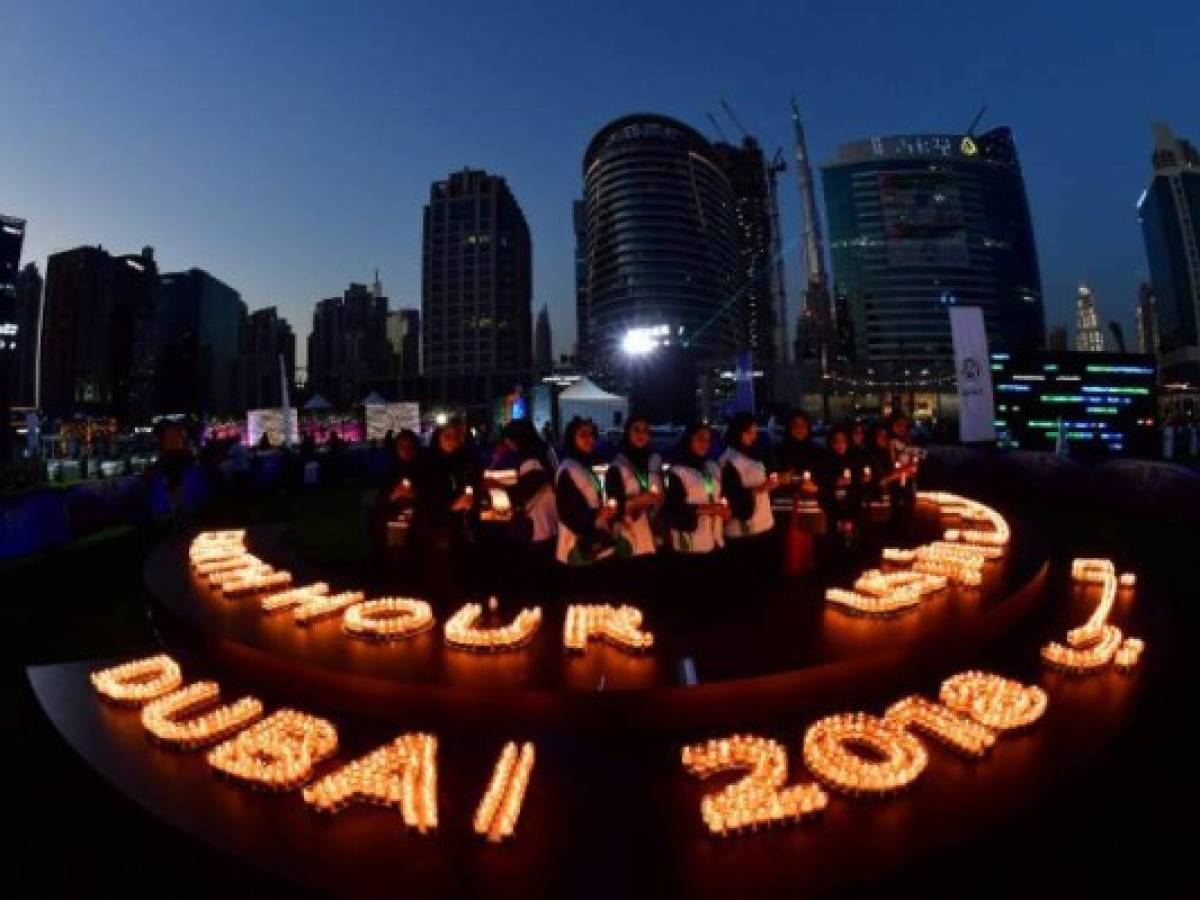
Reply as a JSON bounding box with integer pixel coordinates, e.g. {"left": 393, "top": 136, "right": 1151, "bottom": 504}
{"left": 622, "top": 328, "right": 658, "bottom": 355}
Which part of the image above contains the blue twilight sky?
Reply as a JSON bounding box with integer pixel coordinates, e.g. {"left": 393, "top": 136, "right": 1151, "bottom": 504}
{"left": 2, "top": 0, "right": 1197, "bottom": 366}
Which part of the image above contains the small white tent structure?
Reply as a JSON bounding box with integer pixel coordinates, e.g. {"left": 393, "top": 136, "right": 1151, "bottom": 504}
{"left": 557, "top": 377, "right": 628, "bottom": 430}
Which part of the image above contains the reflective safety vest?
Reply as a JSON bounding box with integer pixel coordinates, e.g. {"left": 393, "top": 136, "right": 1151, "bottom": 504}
{"left": 611, "top": 452, "right": 662, "bottom": 557}
{"left": 555, "top": 458, "right": 604, "bottom": 565}
{"left": 718, "top": 448, "right": 775, "bottom": 538}
{"left": 669, "top": 461, "right": 725, "bottom": 554}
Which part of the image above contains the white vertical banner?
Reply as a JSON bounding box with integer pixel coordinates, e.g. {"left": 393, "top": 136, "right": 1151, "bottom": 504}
{"left": 948, "top": 306, "right": 996, "bottom": 443}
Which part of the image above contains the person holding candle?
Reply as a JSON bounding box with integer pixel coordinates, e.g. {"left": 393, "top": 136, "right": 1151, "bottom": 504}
{"left": 719, "top": 412, "right": 776, "bottom": 541}
{"left": 554, "top": 417, "right": 616, "bottom": 566}
{"left": 496, "top": 422, "right": 556, "bottom": 549}
{"left": 372, "top": 429, "right": 422, "bottom": 573}
{"left": 664, "top": 422, "right": 729, "bottom": 554}
{"left": 604, "top": 414, "right": 663, "bottom": 558}
{"left": 774, "top": 410, "right": 827, "bottom": 502}
{"left": 887, "top": 412, "right": 921, "bottom": 512}
{"left": 411, "top": 419, "right": 480, "bottom": 601}
{"left": 820, "top": 425, "right": 863, "bottom": 543}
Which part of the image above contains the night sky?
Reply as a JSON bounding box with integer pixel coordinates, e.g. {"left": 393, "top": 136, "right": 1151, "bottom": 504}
{"left": 3, "top": 0, "right": 1197, "bottom": 365}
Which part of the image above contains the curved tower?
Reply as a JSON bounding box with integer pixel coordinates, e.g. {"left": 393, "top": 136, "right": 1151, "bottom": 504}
{"left": 581, "top": 114, "right": 739, "bottom": 380}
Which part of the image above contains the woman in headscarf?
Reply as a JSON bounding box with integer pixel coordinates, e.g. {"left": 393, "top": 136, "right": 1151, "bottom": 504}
{"left": 719, "top": 412, "right": 776, "bottom": 540}
{"left": 604, "top": 413, "right": 663, "bottom": 558}
{"left": 410, "top": 419, "right": 479, "bottom": 601}
{"left": 554, "top": 417, "right": 616, "bottom": 565}
{"left": 664, "top": 422, "right": 729, "bottom": 554}
{"left": 774, "top": 410, "right": 827, "bottom": 504}
{"left": 820, "top": 424, "right": 863, "bottom": 545}
{"left": 498, "top": 418, "right": 558, "bottom": 549}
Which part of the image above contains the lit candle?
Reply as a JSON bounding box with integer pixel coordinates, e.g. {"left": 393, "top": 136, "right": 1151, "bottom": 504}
{"left": 444, "top": 603, "right": 541, "bottom": 652}
{"left": 207, "top": 709, "right": 338, "bottom": 791}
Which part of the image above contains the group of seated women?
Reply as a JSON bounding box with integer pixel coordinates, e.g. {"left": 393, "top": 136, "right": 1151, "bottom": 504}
{"left": 376, "top": 409, "right": 923, "bottom": 592}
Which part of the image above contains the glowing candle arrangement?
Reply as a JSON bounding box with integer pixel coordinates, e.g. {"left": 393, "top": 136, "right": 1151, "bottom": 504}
{"left": 1041, "top": 558, "right": 1144, "bottom": 673}
{"left": 221, "top": 569, "right": 293, "bottom": 597}
{"left": 260, "top": 582, "right": 331, "bottom": 613}
{"left": 563, "top": 604, "right": 654, "bottom": 653}
{"left": 91, "top": 654, "right": 183, "bottom": 706}
{"left": 207, "top": 709, "right": 338, "bottom": 791}
{"left": 343, "top": 598, "right": 435, "bottom": 642}
{"left": 292, "top": 591, "right": 366, "bottom": 626}
{"left": 883, "top": 695, "right": 996, "bottom": 759}
{"left": 802, "top": 713, "right": 929, "bottom": 796}
{"left": 302, "top": 734, "right": 439, "bottom": 833}
{"left": 473, "top": 742, "right": 535, "bottom": 842}
{"left": 444, "top": 601, "right": 542, "bottom": 652}
{"left": 681, "top": 736, "right": 828, "bottom": 835}
{"left": 939, "top": 671, "right": 1047, "bottom": 731}
{"left": 140, "top": 682, "right": 264, "bottom": 749}
{"left": 827, "top": 492, "right": 1007, "bottom": 617}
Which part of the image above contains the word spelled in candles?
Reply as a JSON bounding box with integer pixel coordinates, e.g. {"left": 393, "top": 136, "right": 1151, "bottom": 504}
{"left": 685, "top": 670, "right": 1047, "bottom": 832}
{"left": 563, "top": 604, "right": 654, "bottom": 653}
{"left": 1041, "top": 558, "right": 1144, "bottom": 673}
{"left": 91, "top": 654, "right": 540, "bottom": 841}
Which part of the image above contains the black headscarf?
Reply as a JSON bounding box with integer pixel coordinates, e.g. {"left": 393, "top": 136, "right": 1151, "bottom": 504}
{"left": 723, "top": 411, "right": 761, "bottom": 461}
{"left": 619, "top": 414, "right": 653, "bottom": 471}
{"left": 502, "top": 418, "right": 551, "bottom": 470}
{"left": 674, "top": 422, "right": 712, "bottom": 471}
{"left": 562, "top": 416, "right": 597, "bottom": 465}
{"left": 777, "top": 410, "right": 824, "bottom": 472}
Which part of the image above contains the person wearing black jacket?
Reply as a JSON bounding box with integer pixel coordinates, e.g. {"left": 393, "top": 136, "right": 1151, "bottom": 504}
{"left": 498, "top": 418, "right": 558, "bottom": 547}
{"left": 821, "top": 425, "right": 863, "bottom": 543}
{"left": 774, "top": 410, "right": 826, "bottom": 506}
{"left": 554, "top": 417, "right": 616, "bottom": 566}
{"left": 719, "top": 412, "right": 776, "bottom": 540}
{"left": 410, "top": 420, "right": 479, "bottom": 601}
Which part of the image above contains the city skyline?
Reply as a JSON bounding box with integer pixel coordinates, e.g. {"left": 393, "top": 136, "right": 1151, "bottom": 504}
{"left": 4, "top": 1, "right": 1197, "bottom": 368}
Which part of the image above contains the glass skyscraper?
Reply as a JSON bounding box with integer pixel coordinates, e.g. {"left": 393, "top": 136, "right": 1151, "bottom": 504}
{"left": 822, "top": 128, "right": 1044, "bottom": 375}
{"left": 1138, "top": 123, "right": 1200, "bottom": 384}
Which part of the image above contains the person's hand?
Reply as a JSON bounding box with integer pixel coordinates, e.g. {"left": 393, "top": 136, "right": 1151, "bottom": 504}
{"left": 801, "top": 479, "right": 820, "bottom": 496}
{"left": 597, "top": 502, "right": 618, "bottom": 525}
{"left": 390, "top": 480, "right": 412, "bottom": 501}
{"left": 451, "top": 492, "right": 473, "bottom": 512}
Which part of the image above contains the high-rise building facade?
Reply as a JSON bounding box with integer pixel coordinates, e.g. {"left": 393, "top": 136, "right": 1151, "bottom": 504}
{"left": 9, "top": 263, "right": 43, "bottom": 408}
{"left": 580, "top": 114, "right": 739, "bottom": 379}
{"left": 1073, "top": 284, "right": 1106, "bottom": 352}
{"left": 308, "top": 282, "right": 392, "bottom": 407}
{"left": 40, "top": 245, "right": 159, "bottom": 421}
{"left": 1, "top": 217, "right": 30, "bottom": 417}
{"left": 1135, "top": 283, "right": 1159, "bottom": 356}
{"left": 157, "top": 268, "right": 246, "bottom": 415}
{"left": 422, "top": 169, "right": 532, "bottom": 405}
{"left": 712, "top": 137, "right": 776, "bottom": 369}
{"left": 822, "top": 128, "right": 1045, "bottom": 375}
{"left": 1138, "top": 123, "right": 1200, "bottom": 383}
{"left": 242, "top": 306, "right": 296, "bottom": 410}
{"left": 534, "top": 304, "right": 553, "bottom": 374}
{"left": 573, "top": 199, "right": 589, "bottom": 367}
{"left": 387, "top": 308, "right": 421, "bottom": 381}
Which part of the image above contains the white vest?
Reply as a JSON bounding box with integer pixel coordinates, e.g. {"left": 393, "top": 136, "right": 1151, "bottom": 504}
{"left": 555, "top": 458, "right": 604, "bottom": 565}
{"left": 669, "top": 461, "right": 725, "bottom": 553}
{"left": 518, "top": 457, "right": 558, "bottom": 543}
{"left": 611, "top": 452, "right": 662, "bottom": 557}
{"left": 719, "top": 448, "right": 775, "bottom": 538}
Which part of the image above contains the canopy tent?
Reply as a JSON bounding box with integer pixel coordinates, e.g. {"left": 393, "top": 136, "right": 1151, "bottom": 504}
{"left": 557, "top": 378, "right": 628, "bottom": 430}
{"left": 360, "top": 391, "right": 387, "bottom": 406}
{"left": 303, "top": 394, "right": 332, "bottom": 412}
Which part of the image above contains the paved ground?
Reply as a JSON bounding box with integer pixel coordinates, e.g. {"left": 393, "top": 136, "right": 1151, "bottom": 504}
{"left": 8, "top": 483, "right": 1197, "bottom": 898}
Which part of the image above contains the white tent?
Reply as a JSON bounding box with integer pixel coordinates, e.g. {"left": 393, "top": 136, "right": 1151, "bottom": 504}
{"left": 360, "top": 391, "right": 387, "bottom": 406}
{"left": 303, "top": 394, "right": 332, "bottom": 411}
{"left": 557, "top": 377, "right": 628, "bottom": 430}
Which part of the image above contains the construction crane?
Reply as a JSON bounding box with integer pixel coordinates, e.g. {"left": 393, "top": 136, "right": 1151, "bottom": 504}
{"left": 705, "top": 112, "right": 728, "bottom": 143}
{"left": 765, "top": 148, "right": 789, "bottom": 363}
{"left": 719, "top": 99, "right": 750, "bottom": 140}
{"left": 790, "top": 94, "right": 832, "bottom": 418}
